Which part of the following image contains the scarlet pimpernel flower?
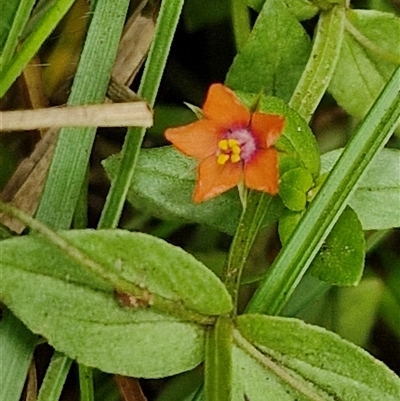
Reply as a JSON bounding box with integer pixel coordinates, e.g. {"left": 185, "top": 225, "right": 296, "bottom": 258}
{"left": 165, "top": 83, "right": 285, "bottom": 203}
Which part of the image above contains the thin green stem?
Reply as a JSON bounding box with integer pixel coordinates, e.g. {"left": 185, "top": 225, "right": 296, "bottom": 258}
{"left": 223, "top": 192, "right": 272, "bottom": 311}
{"left": 98, "top": 0, "right": 185, "bottom": 229}
{"left": 79, "top": 365, "right": 94, "bottom": 401}
{"left": 0, "top": 0, "right": 76, "bottom": 98}
{"left": 247, "top": 66, "right": 400, "bottom": 315}
{"left": 289, "top": 5, "right": 346, "bottom": 122}
{"left": 231, "top": 0, "right": 251, "bottom": 51}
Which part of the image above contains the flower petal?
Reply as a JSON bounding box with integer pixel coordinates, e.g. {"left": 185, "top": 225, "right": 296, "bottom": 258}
{"left": 193, "top": 156, "right": 242, "bottom": 203}
{"left": 165, "top": 120, "right": 220, "bottom": 159}
{"left": 251, "top": 112, "right": 285, "bottom": 148}
{"left": 203, "top": 84, "right": 250, "bottom": 126}
{"left": 244, "top": 148, "right": 279, "bottom": 195}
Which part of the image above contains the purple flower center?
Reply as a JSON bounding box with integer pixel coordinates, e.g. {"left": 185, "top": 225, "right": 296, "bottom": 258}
{"left": 225, "top": 126, "right": 257, "bottom": 163}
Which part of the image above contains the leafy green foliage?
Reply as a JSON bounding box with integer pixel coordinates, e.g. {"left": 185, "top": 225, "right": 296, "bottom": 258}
{"left": 235, "top": 314, "right": 400, "bottom": 400}
{"left": 279, "top": 206, "right": 365, "bottom": 286}
{"left": 329, "top": 9, "right": 400, "bottom": 119}
{"left": 0, "top": 229, "right": 234, "bottom": 377}
{"left": 226, "top": 0, "right": 312, "bottom": 102}
{"left": 309, "top": 206, "right": 365, "bottom": 286}
{"left": 321, "top": 148, "right": 400, "bottom": 230}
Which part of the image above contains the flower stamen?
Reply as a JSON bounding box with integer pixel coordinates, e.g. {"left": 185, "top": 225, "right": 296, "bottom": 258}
{"left": 217, "top": 138, "right": 242, "bottom": 165}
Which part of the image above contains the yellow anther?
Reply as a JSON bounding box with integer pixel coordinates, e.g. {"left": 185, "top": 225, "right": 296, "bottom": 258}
{"left": 217, "top": 154, "right": 230, "bottom": 165}
{"left": 227, "top": 138, "right": 239, "bottom": 148}
{"left": 231, "top": 145, "right": 241, "bottom": 155}
{"left": 231, "top": 154, "right": 241, "bottom": 163}
{"left": 217, "top": 138, "right": 242, "bottom": 164}
{"left": 218, "top": 139, "right": 229, "bottom": 151}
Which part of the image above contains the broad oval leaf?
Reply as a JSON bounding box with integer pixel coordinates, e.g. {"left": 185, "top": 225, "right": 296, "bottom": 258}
{"left": 235, "top": 314, "right": 400, "bottom": 400}
{"left": 103, "top": 147, "right": 286, "bottom": 236}
{"left": 0, "top": 229, "right": 234, "bottom": 377}
{"left": 329, "top": 9, "right": 400, "bottom": 119}
{"left": 321, "top": 148, "right": 400, "bottom": 230}
{"left": 227, "top": 0, "right": 312, "bottom": 103}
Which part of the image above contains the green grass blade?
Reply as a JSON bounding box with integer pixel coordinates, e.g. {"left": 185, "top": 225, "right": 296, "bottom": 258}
{"left": 98, "top": 0, "right": 185, "bottom": 229}
{"left": 0, "top": 0, "right": 36, "bottom": 67}
{"left": 247, "top": 66, "right": 400, "bottom": 315}
{"left": 36, "top": 352, "right": 73, "bottom": 401}
{"left": 0, "top": 307, "right": 37, "bottom": 401}
{"left": 35, "top": 0, "right": 131, "bottom": 229}
{"left": 0, "top": 0, "right": 75, "bottom": 98}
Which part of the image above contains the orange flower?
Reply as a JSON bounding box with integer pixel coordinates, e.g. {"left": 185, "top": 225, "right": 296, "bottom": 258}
{"left": 165, "top": 83, "right": 285, "bottom": 203}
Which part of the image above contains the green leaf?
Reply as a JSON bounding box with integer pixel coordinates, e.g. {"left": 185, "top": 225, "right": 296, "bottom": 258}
{"left": 226, "top": 0, "right": 312, "bottom": 102}
{"left": 235, "top": 314, "right": 400, "bottom": 400}
{"left": 103, "top": 147, "right": 285, "bottom": 236}
{"left": 329, "top": 9, "right": 400, "bottom": 119}
{"left": 280, "top": 206, "right": 365, "bottom": 286}
{"left": 321, "top": 148, "right": 400, "bottom": 230}
{"left": 247, "top": 0, "right": 319, "bottom": 20}
{"left": 0, "top": 229, "right": 234, "bottom": 377}
{"left": 309, "top": 206, "right": 365, "bottom": 286}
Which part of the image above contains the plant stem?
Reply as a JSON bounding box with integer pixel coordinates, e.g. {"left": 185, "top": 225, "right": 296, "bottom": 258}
{"left": 98, "top": 0, "right": 185, "bottom": 229}
{"left": 247, "top": 66, "right": 400, "bottom": 315}
{"left": 223, "top": 192, "right": 272, "bottom": 310}
{"left": 79, "top": 365, "right": 94, "bottom": 401}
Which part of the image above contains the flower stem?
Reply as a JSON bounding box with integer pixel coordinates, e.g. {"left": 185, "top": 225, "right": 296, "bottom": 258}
{"left": 223, "top": 191, "right": 272, "bottom": 311}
